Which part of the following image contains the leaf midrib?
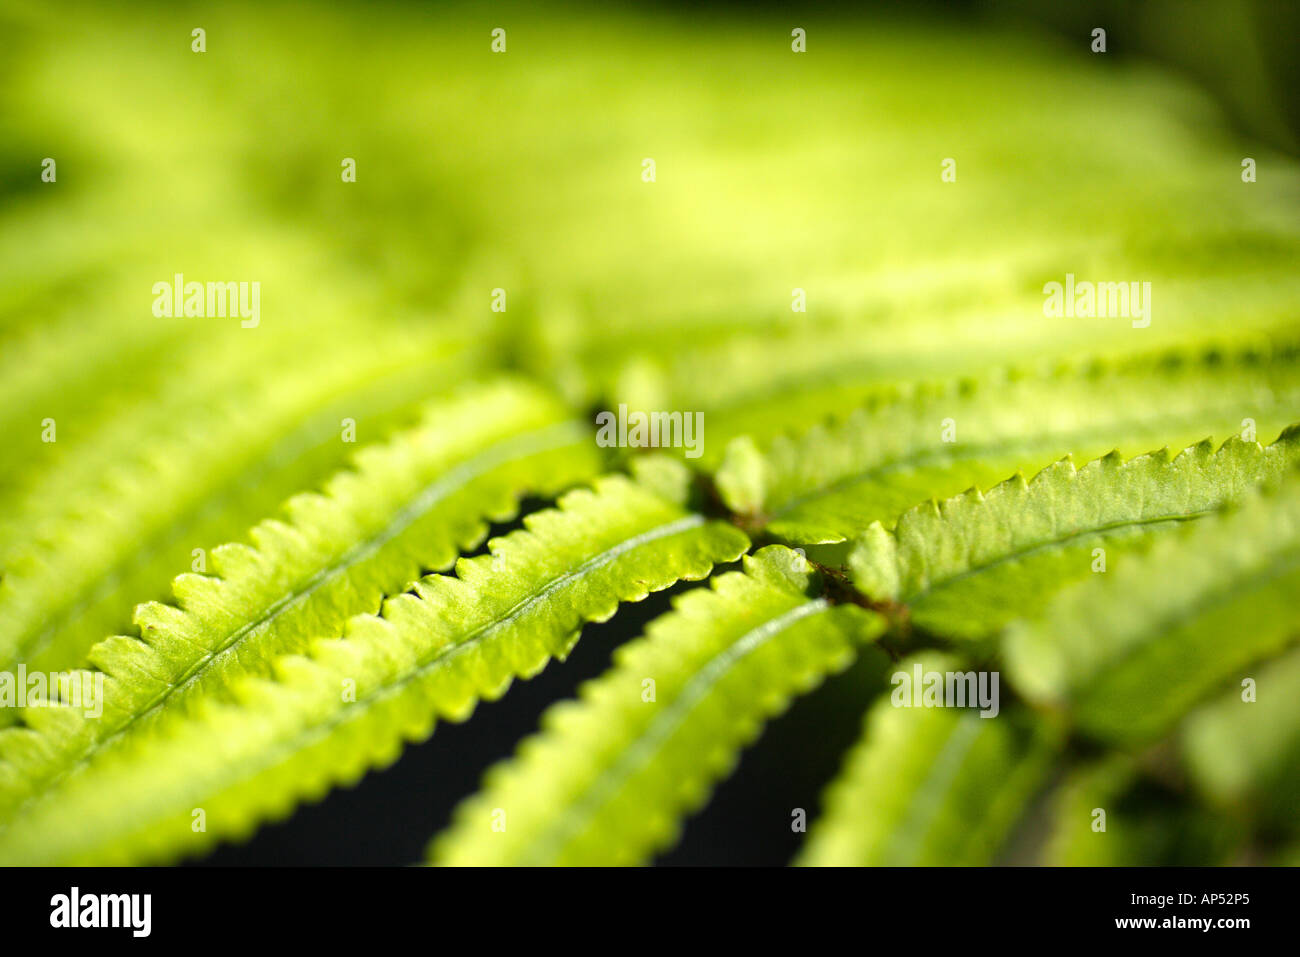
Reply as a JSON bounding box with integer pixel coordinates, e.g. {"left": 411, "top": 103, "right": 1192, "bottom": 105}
{"left": 881, "top": 711, "right": 984, "bottom": 865}
{"left": 901, "top": 511, "right": 1208, "bottom": 603}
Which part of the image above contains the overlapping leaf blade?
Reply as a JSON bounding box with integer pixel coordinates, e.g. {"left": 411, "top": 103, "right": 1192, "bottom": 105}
{"left": 0, "top": 463, "right": 748, "bottom": 864}
{"left": 0, "top": 325, "right": 481, "bottom": 677}
{"left": 717, "top": 347, "right": 1300, "bottom": 543}
{"left": 1004, "top": 469, "right": 1300, "bottom": 744}
{"left": 1181, "top": 644, "right": 1300, "bottom": 830}
{"left": 1041, "top": 757, "right": 1245, "bottom": 866}
{"left": 799, "top": 653, "right": 1060, "bottom": 866}
{"left": 848, "top": 429, "right": 1299, "bottom": 643}
{"left": 0, "top": 379, "right": 602, "bottom": 822}
{"left": 429, "top": 545, "right": 886, "bottom": 866}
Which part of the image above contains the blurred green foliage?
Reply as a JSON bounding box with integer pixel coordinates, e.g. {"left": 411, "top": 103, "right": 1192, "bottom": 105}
{"left": 1, "top": 0, "right": 1298, "bottom": 865}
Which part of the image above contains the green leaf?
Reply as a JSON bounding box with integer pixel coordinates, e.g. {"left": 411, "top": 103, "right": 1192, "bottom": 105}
{"left": 1181, "top": 644, "right": 1300, "bottom": 830}
{"left": 1004, "top": 468, "right": 1300, "bottom": 744}
{"left": 428, "top": 545, "right": 886, "bottom": 866}
{"left": 1042, "top": 757, "right": 1244, "bottom": 866}
{"left": 798, "top": 652, "right": 1060, "bottom": 865}
{"left": 0, "top": 379, "right": 602, "bottom": 823}
{"left": 716, "top": 346, "right": 1300, "bottom": 543}
{"left": 0, "top": 325, "right": 482, "bottom": 677}
{"left": 848, "top": 429, "right": 1299, "bottom": 643}
{"left": 0, "top": 464, "right": 748, "bottom": 864}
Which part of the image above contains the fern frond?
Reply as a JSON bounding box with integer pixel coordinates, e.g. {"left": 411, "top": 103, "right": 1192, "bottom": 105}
{"left": 428, "top": 545, "right": 885, "bottom": 866}
{"left": 798, "top": 653, "right": 1060, "bottom": 866}
{"left": 1003, "top": 468, "right": 1300, "bottom": 744}
{"left": 716, "top": 346, "right": 1300, "bottom": 543}
{"left": 848, "top": 429, "right": 1299, "bottom": 642}
{"left": 0, "top": 464, "right": 747, "bottom": 864}
{"left": 0, "top": 379, "right": 601, "bottom": 821}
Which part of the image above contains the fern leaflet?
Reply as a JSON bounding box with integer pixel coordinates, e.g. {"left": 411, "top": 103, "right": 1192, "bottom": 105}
{"left": 1004, "top": 468, "right": 1300, "bottom": 744}
{"left": 847, "top": 429, "right": 1299, "bottom": 642}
